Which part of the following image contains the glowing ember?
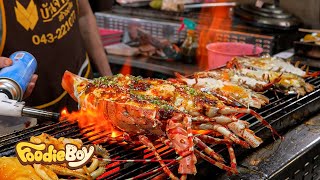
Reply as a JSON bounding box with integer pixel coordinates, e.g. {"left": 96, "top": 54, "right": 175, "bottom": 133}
{"left": 60, "top": 108, "right": 68, "bottom": 117}
{"left": 59, "top": 106, "right": 123, "bottom": 143}
{"left": 192, "top": 130, "right": 211, "bottom": 135}
{"left": 111, "top": 131, "right": 121, "bottom": 138}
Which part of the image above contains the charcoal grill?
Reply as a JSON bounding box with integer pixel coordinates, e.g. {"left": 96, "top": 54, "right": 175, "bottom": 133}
{"left": 1, "top": 69, "right": 320, "bottom": 180}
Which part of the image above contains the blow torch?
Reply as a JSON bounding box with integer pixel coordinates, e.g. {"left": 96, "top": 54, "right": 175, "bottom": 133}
{"left": 0, "top": 51, "right": 60, "bottom": 120}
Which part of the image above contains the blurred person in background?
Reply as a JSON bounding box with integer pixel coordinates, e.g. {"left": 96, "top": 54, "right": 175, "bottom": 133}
{"left": 0, "top": 0, "right": 113, "bottom": 113}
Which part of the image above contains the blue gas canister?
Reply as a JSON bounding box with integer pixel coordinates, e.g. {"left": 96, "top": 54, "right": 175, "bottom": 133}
{"left": 0, "top": 51, "right": 37, "bottom": 101}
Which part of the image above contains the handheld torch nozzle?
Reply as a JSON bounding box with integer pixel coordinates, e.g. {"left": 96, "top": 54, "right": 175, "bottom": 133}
{"left": 0, "top": 93, "right": 60, "bottom": 121}
{"left": 22, "top": 107, "right": 60, "bottom": 121}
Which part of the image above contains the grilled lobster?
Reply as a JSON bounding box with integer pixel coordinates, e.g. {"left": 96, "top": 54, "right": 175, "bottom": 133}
{"left": 227, "top": 56, "right": 317, "bottom": 96}
{"left": 61, "top": 71, "right": 279, "bottom": 179}
{"left": 174, "top": 72, "right": 270, "bottom": 109}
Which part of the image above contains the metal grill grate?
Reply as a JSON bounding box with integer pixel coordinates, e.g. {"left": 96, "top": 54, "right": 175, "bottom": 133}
{"left": 1, "top": 70, "right": 320, "bottom": 179}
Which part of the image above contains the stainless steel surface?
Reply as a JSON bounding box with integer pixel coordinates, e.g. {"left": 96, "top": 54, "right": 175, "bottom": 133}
{"left": 184, "top": 2, "right": 237, "bottom": 9}
{"left": 95, "top": 12, "right": 275, "bottom": 54}
{"left": 107, "top": 54, "right": 201, "bottom": 76}
{"left": 299, "top": 28, "right": 320, "bottom": 34}
{"left": 0, "top": 79, "right": 22, "bottom": 101}
{"left": 95, "top": 12, "right": 187, "bottom": 43}
{"left": 118, "top": 1, "right": 150, "bottom": 7}
{"left": 219, "top": 114, "right": 320, "bottom": 180}
{"left": 22, "top": 107, "right": 60, "bottom": 120}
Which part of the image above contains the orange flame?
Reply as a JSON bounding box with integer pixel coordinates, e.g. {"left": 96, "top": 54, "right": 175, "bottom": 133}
{"left": 196, "top": 0, "right": 232, "bottom": 69}
{"left": 192, "top": 130, "right": 211, "bottom": 135}
{"left": 60, "top": 107, "right": 123, "bottom": 144}
{"left": 120, "top": 57, "right": 132, "bottom": 75}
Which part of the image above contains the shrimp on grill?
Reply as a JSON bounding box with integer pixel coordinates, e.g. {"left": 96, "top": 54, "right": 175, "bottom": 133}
{"left": 191, "top": 68, "right": 280, "bottom": 92}
{"left": 228, "top": 56, "right": 320, "bottom": 77}
{"left": 237, "top": 68, "right": 315, "bottom": 96}
{"left": 61, "top": 71, "right": 280, "bottom": 179}
{"left": 225, "top": 57, "right": 316, "bottom": 96}
{"left": 174, "top": 72, "right": 269, "bottom": 109}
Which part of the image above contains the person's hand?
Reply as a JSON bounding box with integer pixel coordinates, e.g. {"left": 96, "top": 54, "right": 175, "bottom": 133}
{"left": 0, "top": 57, "right": 38, "bottom": 99}
{"left": 23, "top": 74, "right": 38, "bottom": 99}
{"left": 0, "top": 57, "right": 12, "bottom": 68}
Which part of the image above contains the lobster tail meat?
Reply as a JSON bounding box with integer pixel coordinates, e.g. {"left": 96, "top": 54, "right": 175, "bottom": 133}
{"left": 61, "top": 70, "right": 87, "bottom": 102}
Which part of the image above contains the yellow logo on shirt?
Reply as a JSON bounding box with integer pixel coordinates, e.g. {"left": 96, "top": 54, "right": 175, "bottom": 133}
{"left": 14, "top": 0, "right": 39, "bottom": 30}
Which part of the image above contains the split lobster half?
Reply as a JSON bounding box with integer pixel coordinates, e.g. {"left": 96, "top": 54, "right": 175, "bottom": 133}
{"left": 61, "top": 71, "right": 280, "bottom": 179}
{"left": 227, "top": 56, "right": 317, "bottom": 96}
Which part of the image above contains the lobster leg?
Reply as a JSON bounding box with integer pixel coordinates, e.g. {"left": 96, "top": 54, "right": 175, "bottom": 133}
{"left": 162, "top": 137, "right": 235, "bottom": 178}
{"left": 226, "top": 58, "right": 242, "bottom": 69}
{"left": 138, "top": 135, "right": 179, "bottom": 180}
{"left": 192, "top": 115, "right": 236, "bottom": 125}
{"left": 180, "top": 115, "right": 196, "bottom": 180}
{"left": 194, "top": 134, "right": 238, "bottom": 173}
{"left": 227, "top": 120, "right": 263, "bottom": 148}
{"left": 195, "top": 123, "right": 250, "bottom": 148}
{"left": 305, "top": 71, "right": 320, "bottom": 78}
{"left": 196, "top": 134, "right": 238, "bottom": 170}
{"left": 194, "top": 149, "right": 238, "bottom": 174}
{"left": 256, "top": 73, "right": 282, "bottom": 92}
{"left": 217, "top": 106, "right": 281, "bottom": 138}
{"left": 128, "top": 150, "right": 194, "bottom": 180}
{"left": 196, "top": 134, "right": 232, "bottom": 145}
{"left": 166, "top": 114, "right": 197, "bottom": 175}
{"left": 193, "top": 137, "right": 225, "bottom": 162}
{"left": 182, "top": 115, "right": 195, "bottom": 157}
{"left": 299, "top": 65, "right": 320, "bottom": 78}
{"left": 226, "top": 143, "right": 237, "bottom": 170}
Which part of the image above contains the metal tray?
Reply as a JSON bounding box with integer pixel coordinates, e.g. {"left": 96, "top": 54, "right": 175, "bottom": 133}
{"left": 118, "top": 1, "right": 150, "bottom": 7}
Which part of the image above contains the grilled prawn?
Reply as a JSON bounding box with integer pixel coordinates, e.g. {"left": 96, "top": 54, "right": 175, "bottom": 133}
{"left": 228, "top": 56, "right": 320, "bottom": 77}
{"left": 175, "top": 72, "right": 269, "bottom": 108}
{"left": 238, "top": 68, "right": 315, "bottom": 96}
{"left": 192, "top": 68, "right": 279, "bottom": 92}
{"left": 210, "top": 58, "right": 315, "bottom": 96}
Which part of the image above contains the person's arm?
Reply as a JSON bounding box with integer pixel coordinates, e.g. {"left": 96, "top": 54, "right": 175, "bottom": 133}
{"left": 78, "top": 0, "right": 113, "bottom": 76}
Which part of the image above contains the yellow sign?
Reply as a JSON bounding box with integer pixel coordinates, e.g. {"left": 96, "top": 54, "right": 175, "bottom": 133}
{"left": 16, "top": 142, "right": 95, "bottom": 169}
{"left": 14, "top": 0, "right": 39, "bottom": 30}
